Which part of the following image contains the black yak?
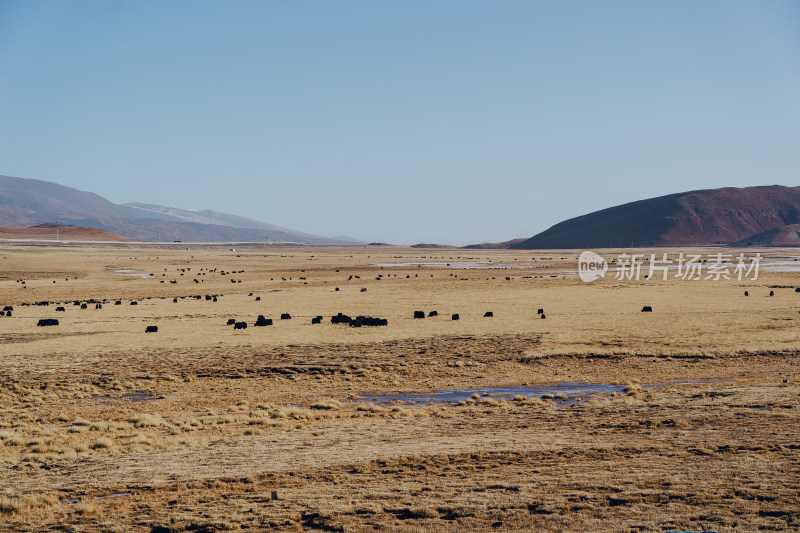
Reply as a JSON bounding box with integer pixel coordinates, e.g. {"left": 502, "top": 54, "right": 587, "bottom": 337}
{"left": 255, "top": 315, "right": 273, "bottom": 326}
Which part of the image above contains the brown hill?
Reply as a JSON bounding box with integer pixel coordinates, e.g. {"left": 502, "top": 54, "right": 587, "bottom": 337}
{"left": 410, "top": 243, "right": 458, "bottom": 249}
{"left": 462, "top": 238, "right": 527, "bottom": 249}
{"left": 0, "top": 224, "right": 135, "bottom": 241}
{"left": 511, "top": 185, "right": 800, "bottom": 249}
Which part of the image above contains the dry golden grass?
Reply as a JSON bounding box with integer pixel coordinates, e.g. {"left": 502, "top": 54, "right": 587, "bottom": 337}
{"left": 0, "top": 493, "right": 58, "bottom": 514}
{"left": 0, "top": 244, "right": 798, "bottom": 531}
{"left": 129, "top": 413, "right": 163, "bottom": 428}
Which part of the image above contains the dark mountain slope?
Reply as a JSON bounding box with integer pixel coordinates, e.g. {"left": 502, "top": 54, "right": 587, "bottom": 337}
{"left": 512, "top": 185, "right": 800, "bottom": 249}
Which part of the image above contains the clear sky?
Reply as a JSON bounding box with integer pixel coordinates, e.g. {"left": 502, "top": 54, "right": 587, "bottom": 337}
{"left": 1, "top": 1, "right": 798, "bottom": 245}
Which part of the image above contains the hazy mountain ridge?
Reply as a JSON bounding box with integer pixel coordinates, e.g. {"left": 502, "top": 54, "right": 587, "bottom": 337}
{"left": 729, "top": 224, "right": 800, "bottom": 247}
{"left": 0, "top": 174, "right": 363, "bottom": 244}
{"left": 124, "top": 203, "right": 305, "bottom": 232}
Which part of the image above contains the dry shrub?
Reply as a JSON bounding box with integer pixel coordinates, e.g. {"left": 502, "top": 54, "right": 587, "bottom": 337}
{"left": 130, "top": 413, "right": 163, "bottom": 428}
{"left": 404, "top": 507, "right": 439, "bottom": 519}
{"left": 624, "top": 383, "right": 644, "bottom": 395}
{"left": 22, "top": 453, "right": 59, "bottom": 464}
{"left": 356, "top": 404, "right": 385, "bottom": 413}
{"left": 311, "top": 399, "right": 341, "bottom": 410}
{"left": 90, "top": 437, "right": 113, "bottom": 449}
{"left": 524, "top": 396, "right": 548, "bottom": 406}
{"left": 390, "top": 406, "right": 412, "bottom": 417}
{"left": 60, "top": 448, "right": 77, "bottom": 460}
{"left": 247, "top": 415, "right": 268, "bottom": 426}
{"left": 75, "top": 502, "right": 100, "bottom": 516}
{"left": 175, "top": 417, "right": 203, "bottom": 428}
{"left": 273, "top": 407, "right": 313, "bottom": 420}
{"left": 30, "top": 443, "right": 55, "bottom": 454}
{"left": 129, "top": 433, "right": 151, "bottom": 446}
{"left": 202, "top": 414, "right": 240, "bottom": 425}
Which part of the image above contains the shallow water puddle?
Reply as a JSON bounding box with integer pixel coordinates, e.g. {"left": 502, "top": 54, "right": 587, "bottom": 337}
{"left": 96, "top": 492, "right": 132, "bottom": 499}
{"left": 361, "top": 380, "right": 731, "bottom": 406}
{"left": 105, "top": 268, "right": 155, "bottom": 278}
{"left": 97, "top": 391, "right": 158, "bottom": 402}
{"left": 361, "top": 382, "right": 624, "bottom": 405}
{"left": 372, "top": 261, "right": 534, "bottom": 270}
{"left": 761, "top": 259, "right": 800, "bottom": 272}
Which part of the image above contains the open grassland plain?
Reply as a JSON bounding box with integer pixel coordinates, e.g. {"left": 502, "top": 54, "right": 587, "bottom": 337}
{"left": 0, "top": 245, "right": 799, "bottom": 532}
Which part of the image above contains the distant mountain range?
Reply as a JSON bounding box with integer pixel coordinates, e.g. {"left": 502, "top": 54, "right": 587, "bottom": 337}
{"left": 0, "top": 174, "right": 363, "bottom": 244}
{"left": 3, "top": 175, "right": 796, "bottom": 248}
{"left": 510, "top": 185, "right": 800, "bottom": 249}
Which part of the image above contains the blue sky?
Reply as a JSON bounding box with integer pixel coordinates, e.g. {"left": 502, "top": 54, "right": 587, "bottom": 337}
{"left": 1, "top": 1, "right": 798, "bottom": 245}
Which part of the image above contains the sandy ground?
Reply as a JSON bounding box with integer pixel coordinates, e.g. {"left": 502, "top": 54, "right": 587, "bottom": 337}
{"left": 0, "top": 245, "right": 798, "bottom": 531}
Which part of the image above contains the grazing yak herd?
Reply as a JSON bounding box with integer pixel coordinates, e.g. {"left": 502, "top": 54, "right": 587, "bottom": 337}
{"left": 1, "top": 284, "right": 790, "bottom": 336}
{"left": 0, "top": 292, "right": 523, "bottom": 333}
{"left": 2, "top": 285, "right": 789, "bottom": 335}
